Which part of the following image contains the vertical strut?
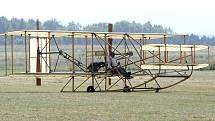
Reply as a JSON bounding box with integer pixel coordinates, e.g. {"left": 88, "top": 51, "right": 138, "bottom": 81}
{"left": 180, "top": 44, "right": 182, "bottom": 63}
{"left": 124, "top": 35, "right": 127, "bottom": 87}
{"left": 108, "top": 24, "right": 113, "bottom": 86}
{"left": 4, "top": 34, "right": 7, "bottom": 76}
{"left": 183, "top": 35, "right": 186, "bottom": 63}
{"left": 208, "top": 46, "right": 210, "bottom": 64}
{"left": 45, "top": 38, "right": 48, "bottom": 72}
{"left": 104, "top": 34, "right": 107, "bottom": 91}
{"left": 164, "top": 35, "right": 167, "bottom": 63}
{"left": 72, "top": 33, "right": 75, "bottom": 91}
{"left": 85, "top": 35, "right": 88, "bottom": 71}
{"left": 28, "top": 34, "right": 31, "bottom": 72}
{"left": 36, "top": 19, "right": 41, "bottom": 86}
{"left": 140, "top": 35, "right": 143, "bottom": 65}
{"left": 11, "top": 35, "right": 14, "bottom": 74}
{"left": 24, "top": 31, "right": 27, "bottom": 73}
{"left": 48, "top": 32, "right": 51, "bottom": 72}
{"left": 124, "top": 35, "right": 127, "bottom": 69}
{"left": 91, "top": 33, "right": 94, "bottom": 87}
{"left": 193, "top": 45, "right": 196, "bottom": 64}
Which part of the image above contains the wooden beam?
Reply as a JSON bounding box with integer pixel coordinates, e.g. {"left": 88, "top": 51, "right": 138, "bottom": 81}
{"left": 36, "top": 19, "right": 41, "bottom": 86}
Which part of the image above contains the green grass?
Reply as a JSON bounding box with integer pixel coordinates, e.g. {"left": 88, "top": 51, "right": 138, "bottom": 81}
{"left": 0, "top": 71, "right": 215, "bottom": 121}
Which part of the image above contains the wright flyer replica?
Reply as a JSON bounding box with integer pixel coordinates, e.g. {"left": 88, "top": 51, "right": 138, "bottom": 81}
{"left": 0, "top": 28, "right": 209, "bottom": 92}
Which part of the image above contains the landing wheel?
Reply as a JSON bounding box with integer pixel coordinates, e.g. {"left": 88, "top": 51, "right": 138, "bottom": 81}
{"left": 87, "top": 86, "right": 95, "bottom": 92}
{"left": 155, "top": 88, "right": 159, "bottom": 93}
{"left": 123, "top": 86, "right": 131, "bottom": 92}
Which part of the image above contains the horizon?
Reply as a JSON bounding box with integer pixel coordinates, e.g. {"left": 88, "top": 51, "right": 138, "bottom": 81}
{"left": 0, "top": 0, "right": 214, "bottom": 36}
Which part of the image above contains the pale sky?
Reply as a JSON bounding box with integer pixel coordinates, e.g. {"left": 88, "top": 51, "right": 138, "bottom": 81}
{"left": 0, "top": 0, "right": 214, "bottom": 35}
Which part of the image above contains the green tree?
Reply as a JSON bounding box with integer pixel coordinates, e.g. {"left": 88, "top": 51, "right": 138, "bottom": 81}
{"left": 129, "top": 21, "right": 143, "bottom": 33}
{"left": 8, "top": 18, "right": 26, "bottom": 31}
{"left": 26, "top": 19, "right": 36, "bottom": 29}
{"left": 142, "top": 21, "right": 152, "bottom": 32}
{"left": 83, "top": 23, "right": 108, "bottom": 32}
{"left": 0, "top": 16, "right": 9, "bottom": 32}
{"left": 43, "top": 19, "right": 65, "bottom": 30}
{"left": 152, "top": 24, "right": 164, "bottom": 33}
{"left": 114, "top": 20, "right": 130, "bottom": 32}
{"left": 67, "top": 21, "right": 82, "bottom": 31}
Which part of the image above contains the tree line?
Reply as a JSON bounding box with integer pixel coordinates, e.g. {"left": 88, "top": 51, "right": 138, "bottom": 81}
{"left": 0, "top": 16, "right": 172, "bottom": 33}
{"left": 0, "top": 16, "right": 214, "bottom": 45}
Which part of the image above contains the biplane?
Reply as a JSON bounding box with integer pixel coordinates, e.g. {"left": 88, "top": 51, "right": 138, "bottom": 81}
{"left": 0, "top": 26, "right": 209, "bottom": 92}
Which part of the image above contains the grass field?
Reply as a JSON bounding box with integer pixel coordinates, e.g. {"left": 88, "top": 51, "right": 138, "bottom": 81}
{"left": 0, "top": 71, "right": 215, "bottom": 121}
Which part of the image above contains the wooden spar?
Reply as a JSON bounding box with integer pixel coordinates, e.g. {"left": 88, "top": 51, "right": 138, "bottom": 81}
{"left": 108, "top": 24, "right": 113, "bottom": 55}
{"left": 141, "top": 44, "right": 208, "bottom": 51}
{"left": 36, "top": 19, "right": 41, "bottom": 86}
{"left": 141, "top": 64, "right": 208, "bottom": 70}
